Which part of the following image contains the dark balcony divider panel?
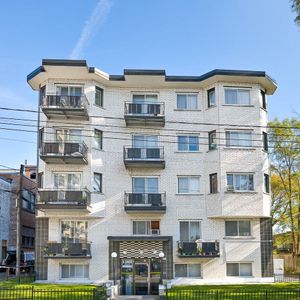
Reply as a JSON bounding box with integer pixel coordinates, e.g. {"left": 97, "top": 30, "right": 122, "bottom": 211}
{"left": 202, "top": 242, "right": 218, "bottom": 254}
{"left": 148, "top": 104, "right": 161, "bottom": 115}
{"left": 43, "top": 95, "right": 85, "bottom": 108}
{"left": 64, "top": 143, "right": 80, "bottom": 155}
{"left": 148, "top": 193, "right": 162, "bottom": 206}
{"left": 127, "top": 148, "right": 141, "bottom": 159}
{"left": 128, "top": 193, "right": 143, "bottom": 204}
{"left": 128, "top": 103, "right": 142, "bottom": 114}
{"left": 43, "top": 143, "right": 59, "bottom": 154}
{"left": 45, "top": 243, "right": 91, "bottom": 257}
{"left": 182, "top": 242, "right": 198, "bottom": 255}
{"left": 146, "top": 148, "right": 160, "bottom": 159}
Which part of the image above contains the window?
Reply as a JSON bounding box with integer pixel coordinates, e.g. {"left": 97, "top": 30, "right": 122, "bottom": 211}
{"left": 208, "top": 130, "right": 217, "bottom": 150}
{"left": 261, "top": 90, "right": 266, "bottom": 109}
{"left": 57, "top": 86, "right": 82, "bottom": 96}
{"left": 178, "top": 176, "right": 200, "bottom": 194}
{"left": 39, "top": 128, "right": 44, "bottom": 148}
{"left": 94, "top": 129, "right": 103, "bottom": 150}
{"left": 22, "top": 189, "right": 35, "bottom": 212}
{"left": 53, "top": 173, "right": 81, "bottom": 190}
{"left": 264, "top": 174, "right": 270, "bottom": 193}
{"left": 177, "top": 94, "right": 198, "bottom": 110}
{"left": 95, "top": 86, "right": 103, "bottom": 107}
{"left": 55, "top": 129, "right": 82, "bottom": 143}
{"left": 263, "top": 132, "right": 268, "bottom": 151}
{"left": 93, "top": 173, "right": 102, "bottom": 193}
{"left": 61, "top": 264, "right": 89, "bottom": 279}
{"left": 133, "top": 94, "right": 158, "bottom": 102}
{"left": 133, "top": 135, "right": 158, "bottom": 148}
{"left": 177, "top": 136, "right": 199, "bottom": 151}
{"left": 175, "top": 264, "right": 201, "bottom": 277}
{"left": 180, "top": 221, "right": 201, "bottom": 242}
{"left": 207, "top": 88, "right": 216, "bottom": 107}
{"left": 132, "top": 177, "right": 158, "bottom": 193}
{"left": 38, "top": 172, "right": 43, "bottom": 189}
{"left": 133, "top": 220, "right": 160, "bottom": 235}
{"left": 225, "top": 131, "right": 253, "bottom": 147}
{"left": 225, "top": 221, "right": 251, "bottom": 237}
{"left": 209, "top": 173, "right": 218, "bottom": 193}
{"left": 226, "top": 263, "right": 252, "bottom": 277}
{"left": 227, "top": 173, "right": 254, "bottom": 191}
{"left": 61, "top": 221, "right": 88, "bottom": 243}
{"left": 224, "top": 88, "right": 251, "bottom": 105}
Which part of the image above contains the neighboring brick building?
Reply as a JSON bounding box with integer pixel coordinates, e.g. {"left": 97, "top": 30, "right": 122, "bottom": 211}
{"left": 0, "top": 166, "right": 37, "bottom": 253}
{"left": 0, "top": 177, "right": 11, "bottom": 261}
{"left": 28, "top": 59, "right": 276, "bottom": 294}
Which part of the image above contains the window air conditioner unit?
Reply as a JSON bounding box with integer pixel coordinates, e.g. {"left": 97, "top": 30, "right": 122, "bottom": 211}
{"left": 227, "top": 185, "right": 234, "bottom": 192}
{"left": 151, "top": 229, "right": 160, "bottom": 235}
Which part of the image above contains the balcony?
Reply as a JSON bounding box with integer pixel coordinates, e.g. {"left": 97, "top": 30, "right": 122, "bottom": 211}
{"left": 41, "top": 95, "right": 89, "bottom": 119}
{"left": 123, "top": 146, "right": 165, "bottom": 169}
{"left": 44, "top": 242, "right": 91, "bottom": 259}
{"left": 124, "top": 192, "right": 166, "bottom": 213}
{"left": 124, "top": 102, "right": 165, "bottom": 126}
{"left": 177, "top": 241, "right": 220, "bottom": 258}
{"left": 37, "top": 189, "right": 91, "bottom": 209}
{"left": 40, "top": 141, "right": 88, "bottom": 164}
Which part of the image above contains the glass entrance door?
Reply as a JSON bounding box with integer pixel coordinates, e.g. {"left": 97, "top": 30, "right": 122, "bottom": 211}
{"left": 134, "top": 261, "right": 149, "bottom": 295}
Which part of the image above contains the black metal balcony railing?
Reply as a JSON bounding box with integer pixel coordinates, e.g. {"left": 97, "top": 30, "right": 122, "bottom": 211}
{"left": 124, "top": 101, "right": 165, "bottom": 116}
{"left": 177, "top": 241, "right": 220, "bottom": 257}
{"left": 44, "top": 242, "right": 91, "bottom": 258}
{"left": 125, "top": 192, "right": 166, "bottom": 206}
{"left": 41, "top": 95, "right": 89, "bottom": 110}
{"left": 38, "top": 189, "right": 91, "bottom": 206}
{"left": 124, "top": 146, "right": 164, "bottom": 161}
{"left": 40, "top": 141, "right": 88, "bottom": 163}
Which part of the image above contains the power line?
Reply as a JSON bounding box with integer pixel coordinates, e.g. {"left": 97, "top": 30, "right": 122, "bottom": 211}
{"left": 0, "top": 105, "right": 300, "bottom": 130}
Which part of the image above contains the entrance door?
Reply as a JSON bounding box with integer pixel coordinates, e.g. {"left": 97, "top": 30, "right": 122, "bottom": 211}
{"left": 134, "top": 261, "right": 150, "bottom": 295}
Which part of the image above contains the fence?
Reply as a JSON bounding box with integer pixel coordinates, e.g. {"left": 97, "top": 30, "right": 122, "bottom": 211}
{"left": 275, "top": 273, "right": 300, "bottom": 282}
{"left": 0, "top": 286, "right": 106, "bottom": 300}
{"left": 165, "top": 289, "right": 300, "bottom": 300}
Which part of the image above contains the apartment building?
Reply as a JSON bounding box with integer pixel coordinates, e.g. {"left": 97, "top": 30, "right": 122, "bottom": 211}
{"left": 27, "top": 59, "right": 276, "bottom": 295}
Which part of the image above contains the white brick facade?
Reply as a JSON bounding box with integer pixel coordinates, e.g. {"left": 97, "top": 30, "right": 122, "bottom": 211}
{"left": 28, "top": 60, "right": 276, "bottom": 291}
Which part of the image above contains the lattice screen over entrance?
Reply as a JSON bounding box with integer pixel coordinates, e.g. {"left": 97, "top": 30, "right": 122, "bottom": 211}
{"left": 119, "top": 241, "right": 163, "bottom": 258}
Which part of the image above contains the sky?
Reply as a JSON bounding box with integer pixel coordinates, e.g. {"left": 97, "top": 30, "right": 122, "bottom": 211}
{"left": 0, "top": 0, "right": 299, "bottom": 168}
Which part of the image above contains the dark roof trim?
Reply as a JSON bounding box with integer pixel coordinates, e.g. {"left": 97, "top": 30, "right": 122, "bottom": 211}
{"left": 124, "top": 69, "right": 166, "bottom": 76}
{"left": 27, "top": 66, "right": 45, "bottom": 82}
{"left": 42, "top": 59, "right": 87, "bottom": 67}
{"left": 107, "top": 236, "right": 172, "bottom": 241}
{"left": 109, "top": 75, "right": 125, "bottom": 81}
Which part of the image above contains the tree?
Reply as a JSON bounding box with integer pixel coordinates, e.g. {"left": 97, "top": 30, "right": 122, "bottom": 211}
{"left": 291, "top": 0, "right": 300, "bottom": 25}
{"left": 269, "top": 118, "right": 300, "bottom": 263}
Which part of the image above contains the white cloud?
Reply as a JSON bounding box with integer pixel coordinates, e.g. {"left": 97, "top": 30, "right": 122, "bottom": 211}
{"left": 70, "top": 0, "right": 113, "bottom": 59}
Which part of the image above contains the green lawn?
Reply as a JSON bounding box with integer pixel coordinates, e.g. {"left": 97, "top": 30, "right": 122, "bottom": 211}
{"left": 166, "top": 283, "right": 300, "bottom": 300}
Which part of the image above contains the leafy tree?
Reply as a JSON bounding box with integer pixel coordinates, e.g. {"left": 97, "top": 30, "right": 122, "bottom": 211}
{"left": 291, "top": 0, "right": 300, "bottom": 25}
{"left": 269, "top": 118, "right": 300, "bottom": 261}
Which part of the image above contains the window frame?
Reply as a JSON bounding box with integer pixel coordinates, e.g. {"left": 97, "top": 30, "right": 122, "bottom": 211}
{"left": 207, "top": 88, "right": 216, "bottom": 107}
{"left": 261, "top": 90, "right": 267, "bottom": 110}
{"left": 209, "top": 173, "right": 218, "bottom": 194}
{"left": 264, "top": 173, "right": 270, "bottom": 194}
{"left": 179, "top": 220, "right": 201, "bottom": 242}
{"left": 177, "top": 176, "right": 201, "bottom": 194}
{"left": 174, "top": 264, "right": 202, "bottom": 278}
{"left": 52, "top": 172, "right": 82, "bottom": 190}
{"left": 225, "top": 130, "right": 253, "bottom": 148}
{"left": 56, "top": 85, "right": 83, "bottom": 96}
{"left": 208, "top": 130, "right": 217, "bottom": 150}
{"left": 224, "top": 88, "right": 251, "bottom": 106}
{"left": 176, "top": 93, "right": 198, "bottom": 110}
{"left": 263, "top": 132, "right": 268, "bottom": 152}
{"left": 226, "top": 173, "right": 254, "bottom": 192}
{"left": 226, "top": 262, "right": 253, "bottom": 277}
{"left": 60, "top": 264, "right": 89, "bottom": 279}
{"left": 93, "top": 172, "right": 102, "bottom": 193}
{"left": 94, "top": 129, "right": 103, "bottom": 150}
{"left": 177, "top": 135, "right": 199, "bottom": 152}
{"left": 60, "top": 220, "right": 88, "bottom": 244}
{"left": 132, "top": 220, "right": 160, "bottom": 236}
{"left": 95, "top": 86, "right": 104, "bottom": 107}
{"left": 225, "top": 220, "right": 251, "bottom": 237}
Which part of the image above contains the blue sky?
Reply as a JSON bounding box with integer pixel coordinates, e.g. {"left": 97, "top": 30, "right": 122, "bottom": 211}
{"left": 0, "top": 0, "right": 299, "bottom": 168}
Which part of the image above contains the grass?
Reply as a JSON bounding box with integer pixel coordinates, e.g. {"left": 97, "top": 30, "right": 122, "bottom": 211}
{"left": 166, "top": 283, "right": 300, "bottom": 299}
{"left": 0, "top": 277, "right": 105, "bottom": 300}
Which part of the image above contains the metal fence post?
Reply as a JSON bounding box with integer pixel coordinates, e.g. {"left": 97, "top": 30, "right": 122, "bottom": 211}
{"left": 215, "top": 290, "right": 219, "bottom": 300}
{"left": 265, "top": 290, "right": 268, "bottom": 300}
{"left": 31, "top": 286, "right": 34, "bottom": 300}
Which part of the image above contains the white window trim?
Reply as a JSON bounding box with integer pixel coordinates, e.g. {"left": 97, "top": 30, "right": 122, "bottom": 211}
{"left": 226, "top": 173, "right": 254, "bottom": 192}
{"left": 179, "top": 220, "right": 202, "bottom": 242}
{"left": 52, "top": 172, "right": 82, "bottom": 190}
{"left": 177, "top": 135, "right": 200, "bottom": 152}
{"left": 60, "top": 220, "right": 88, "bottom": 243}
{"left": 225, "top": 220, "right": 252, "bottom": 238}
{"left": 225, "top": 130, "right": 253, "bottom": 148}
{"left": 176, "top": 93, "right": 199, "bottom": 110}
{"left": 55, "top": 85, "right": 84, "bottom": 95}
{"left": 226, "top": 262, "right": 253, "bottom": 277}
{"left": 174, "top": 263, "right": 202, "bottom": 278}
{"left": 132, "top": 220, "right": 160, "bottom": 236}
{"left": 60, "top": 263, "right": 89, "bottom": 280}
{"left": 131, "top": 92, "right": 159, "bottom": 102}
{"left": 223, "top": 87, "right": 252, "bottom": 106}
{"left": 177, "top": 176, "right": 201, "bottom": 195}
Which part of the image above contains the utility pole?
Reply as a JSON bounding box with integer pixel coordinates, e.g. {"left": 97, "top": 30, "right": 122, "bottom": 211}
{"left": 16, "top": 164, "right": 24, "bottom": 283}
